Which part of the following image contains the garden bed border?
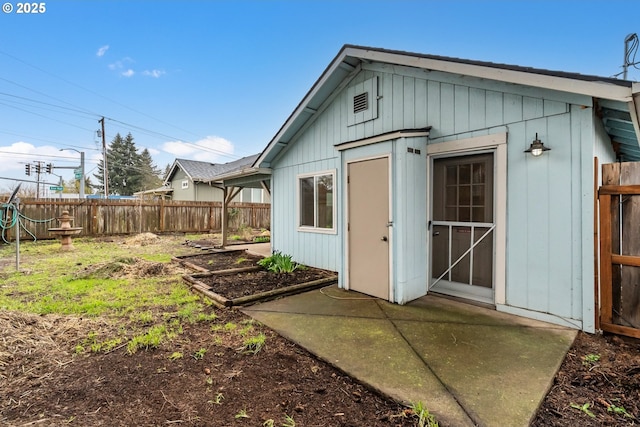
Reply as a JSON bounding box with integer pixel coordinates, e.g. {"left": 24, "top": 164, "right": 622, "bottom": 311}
{"left": 183, "top": 271, "right": 338, "bottom": 308}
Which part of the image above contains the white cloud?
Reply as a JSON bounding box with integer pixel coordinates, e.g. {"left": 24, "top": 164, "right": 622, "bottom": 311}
{"left": 108, "top": 57, "right": 134, "bottom": 71}
{"left": 162, "top": 136, "right": 234, "bottom": 163}
{"left": 0, "top": 142, "right": 77, "bottom": 177}
{"left": 145, "top": 147, "right": 160, "bottom": 156}
{"left": 121, "top": 69, "right": 135, "bottom": 78}
{"left": 96, "top": 45, "right": 109, "bottom": 57}
{"left": 143, "top": 69, "right": 166, "bottom": 78}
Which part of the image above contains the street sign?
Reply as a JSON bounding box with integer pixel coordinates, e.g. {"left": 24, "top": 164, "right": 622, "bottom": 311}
{"left": 49, "top": 186, "right": 63, "bottom": 191}
{"left": 74, "top": 173, "right": 82, "bottom": 180}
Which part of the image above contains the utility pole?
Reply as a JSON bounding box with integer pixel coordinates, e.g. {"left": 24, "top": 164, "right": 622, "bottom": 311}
{"left": 99, "top": 117, "right": 109, "bottom": 198}
{"left": 623, "top": 33, "right": 638, "bottom": 80}
{"left": 34, "top": 161, "right": 43, "bottom": 199}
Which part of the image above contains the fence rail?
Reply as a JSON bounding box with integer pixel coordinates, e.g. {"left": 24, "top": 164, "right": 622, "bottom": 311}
{"left": 2, "top": 199, "right": 270, "bottom": 241}
{"left": 599, "top": 162, "right": 640, "bottom": 339}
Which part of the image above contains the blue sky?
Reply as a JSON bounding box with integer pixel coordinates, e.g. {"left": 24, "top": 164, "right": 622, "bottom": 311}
{"left": 1, "top": 0, "right": 639, "bottom": 193}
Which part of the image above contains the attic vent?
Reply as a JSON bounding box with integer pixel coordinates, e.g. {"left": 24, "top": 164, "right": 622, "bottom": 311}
{"left": 347, "top": 76, "right": 378, "bottom": 126}
{"left": 353, "top": 92, "right": 368, "bottom": 114}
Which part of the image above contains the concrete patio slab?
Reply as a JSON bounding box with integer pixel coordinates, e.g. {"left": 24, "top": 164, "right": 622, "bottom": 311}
{"left": 242, "top": 285, "right": 576, "bottom": 427}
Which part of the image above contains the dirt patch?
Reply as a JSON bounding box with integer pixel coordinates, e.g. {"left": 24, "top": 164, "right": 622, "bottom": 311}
{"left": 176, "top": 250, "right": 264, "bottom": 272}
{"left": 533, "top": 332, "right": 640, "bottom": 426}
{"left": 74, "top": 256, "right": 185, "bottom": 280}
{"left": 0, "top": 309, "right": 418, "bottom": 427}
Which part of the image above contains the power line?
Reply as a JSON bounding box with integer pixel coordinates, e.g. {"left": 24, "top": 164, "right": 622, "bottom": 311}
{"left": 0, "top": 100, "right": 97, "bottom": 134}
{"left": 0, "top": 91, "right": 98, "bottom": 119}
{"left": 0, "top": 51, "right": 257, "bottom": 162}
{"left": 0, "top": 49, "right": 209, "bottom": 141}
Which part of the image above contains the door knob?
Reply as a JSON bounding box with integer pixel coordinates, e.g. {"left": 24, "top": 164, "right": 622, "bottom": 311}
{"left": 381, "top": 236, "right": 388, "bottom": 242}
{"left": 432, "top": 231, "right": 440, "bottom": 236}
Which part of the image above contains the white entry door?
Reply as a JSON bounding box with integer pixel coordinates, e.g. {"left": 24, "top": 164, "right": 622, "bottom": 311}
{"left": 347, "top": 157, "right": 390, "bottom": 300}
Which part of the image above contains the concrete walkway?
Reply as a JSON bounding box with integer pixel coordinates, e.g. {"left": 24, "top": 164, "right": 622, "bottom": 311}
{"left": 242, "top": 286, "right": 576, "bottom": 427}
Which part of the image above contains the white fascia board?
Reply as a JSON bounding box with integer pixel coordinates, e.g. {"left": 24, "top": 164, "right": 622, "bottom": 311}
{"left": 629, "top": 92, "right": 640, "bottom": 147}
{"left": 352, "top": 48, "right": 633, "bottom": 103}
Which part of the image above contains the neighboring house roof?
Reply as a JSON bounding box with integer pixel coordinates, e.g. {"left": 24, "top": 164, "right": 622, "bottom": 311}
{"left": 164, "top": 154, "right": 260, "bottom": 185}
{"left": 256, "top": 44, "right": 640, "bottom": 165}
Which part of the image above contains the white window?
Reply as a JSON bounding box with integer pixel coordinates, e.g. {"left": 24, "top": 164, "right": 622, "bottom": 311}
{"left": 297, "top": 170, "right": 336, "bottom": 233}
{"left": 181, "top": 180, "right": 189, "bottom": 189}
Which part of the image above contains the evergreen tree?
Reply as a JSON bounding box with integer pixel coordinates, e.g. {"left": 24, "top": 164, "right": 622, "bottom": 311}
{"left": 93, "top": 133, "right": 161, "bottom": 196}
{"left": 138, "top": 148, "right": 163, "bottom": 190}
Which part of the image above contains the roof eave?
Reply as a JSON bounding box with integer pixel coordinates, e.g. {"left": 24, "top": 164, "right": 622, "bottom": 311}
{"left": 352, "top": 46, "right": 633, "bottom": 102}
{"left": 256, "top": 45, "right": 636, "bottom": 168}
{"left": 205, "top": 167, "right": 272, "bottom": 184}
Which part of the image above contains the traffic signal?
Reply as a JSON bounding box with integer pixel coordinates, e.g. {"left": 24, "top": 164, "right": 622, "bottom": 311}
{"left": 25, "top": 164, "right": 31, "bottom": 176}
{"left": 35, "top": 163, "right": 41, "bottom": 174}
{"left": 46, "top": 163, "right": 53, "bottom": 174}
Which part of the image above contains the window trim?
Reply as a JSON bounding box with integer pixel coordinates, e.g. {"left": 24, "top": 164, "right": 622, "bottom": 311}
{"left": 181, "top": 179, "right": 189, "bottom": 189}
{"left": 296, "top": 169, "right": 337, "bottom": 234}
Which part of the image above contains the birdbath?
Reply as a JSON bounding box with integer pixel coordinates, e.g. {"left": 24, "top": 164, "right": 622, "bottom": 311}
{"left": 48, "top": 210, "right": 83, "bottom": 251}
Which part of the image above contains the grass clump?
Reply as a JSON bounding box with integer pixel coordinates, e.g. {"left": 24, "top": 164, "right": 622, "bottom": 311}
{"left": 238, "top": 333, "right": 266, "bottom": 355}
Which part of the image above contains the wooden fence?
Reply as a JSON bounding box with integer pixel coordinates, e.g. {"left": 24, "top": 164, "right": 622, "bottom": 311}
{"left": 599, "top": 162, "right": 640, "bottom": 339}
{"left": 2, "top": 199, "right": 270, "bottom": 241}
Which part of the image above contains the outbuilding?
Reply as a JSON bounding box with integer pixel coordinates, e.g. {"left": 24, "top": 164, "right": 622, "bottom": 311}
{"left": 255, "top": 45, "right": 640, "bottom": 332}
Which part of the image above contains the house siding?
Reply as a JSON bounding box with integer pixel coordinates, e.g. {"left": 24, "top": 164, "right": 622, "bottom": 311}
{"left": 270, "top": 62, "right": 605, "bottom": 330}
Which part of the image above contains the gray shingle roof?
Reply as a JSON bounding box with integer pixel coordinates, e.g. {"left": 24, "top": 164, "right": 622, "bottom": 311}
{"left": 167, "top": 154, "right": 259, "bottom": 183}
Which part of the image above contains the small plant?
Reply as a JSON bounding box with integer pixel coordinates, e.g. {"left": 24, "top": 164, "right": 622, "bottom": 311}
{"left": 224, "top": 322, "right": 237, "bottom": 331}
{"left": 282, "top": 414, "right": 296, "bottom": 427}
{"left": 127, "top": 325, "right": 170, "bottom": 354}
{"left": 257, "top": 251, "right": 305, "bottom": 273}
{"left": 168, "top": 351, "right": 183, "bottom": 361}
{"left": 193, "top": 348, "right": 207, "bottom": 360}
{"left": 608, "top": 404, "right": 634, "bottom": 418}
{"left": 235, "top": 409, "right": 250, "bottom": 419}
{"left": 238, "top": 333, "right": 266, "bottom": 355}
{"left": 208, "top": 392, "right": 224, "bottom": 405}
{"left": 196, "top": 312, "right": 217, "bottom": 322}
{"left": 263, "top": 420, "right": 275, "bottom": 427}
{"left": 582, "top": 353, "right": 600, "bottom": 365}
{"left": 254, "top": 236, "right": 270, "bottom": 243}
{"left": 409, "top": 401, "right": 438, "bottom": 427}
{"left": 570, "top": 402, "right": 596, "bottom": 418}
{"left": 235, "top": 257, "right": 249, "bottom": 264}
{"left": 238, "top": 322, "right": 254, "bottom": 337}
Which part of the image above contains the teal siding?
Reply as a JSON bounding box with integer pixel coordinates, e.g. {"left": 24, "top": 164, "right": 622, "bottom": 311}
{"left": 271, "top": 157, "right": 340, "bottom": 271}
{"left": 392, "top": 137, "right": 428, "bottom": 303}
{"left": 270, "top": 60, "right": 603, "bottom": 330}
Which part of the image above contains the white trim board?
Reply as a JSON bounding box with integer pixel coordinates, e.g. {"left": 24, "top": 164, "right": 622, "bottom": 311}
{"left": 427, "top": 132, "right": 508, "bottom": 305}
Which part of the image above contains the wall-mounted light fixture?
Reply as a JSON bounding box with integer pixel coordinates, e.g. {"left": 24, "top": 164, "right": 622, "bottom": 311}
{"left": 524, "top": 133, "right": 551, "bottom": 157}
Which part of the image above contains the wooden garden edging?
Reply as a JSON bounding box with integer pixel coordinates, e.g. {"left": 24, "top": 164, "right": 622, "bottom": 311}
{"left": 183, "top": 272, "right": 337, "bottom": 308}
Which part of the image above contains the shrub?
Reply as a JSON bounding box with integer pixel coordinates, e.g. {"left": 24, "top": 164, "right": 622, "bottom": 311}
{"left": 257, "top": 251, "right": 305, "bottom": 273}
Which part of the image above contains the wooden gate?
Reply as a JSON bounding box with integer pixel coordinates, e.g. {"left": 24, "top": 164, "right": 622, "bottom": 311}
{"left": 599, "top": 162, "right": 640, "bottom": 339}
